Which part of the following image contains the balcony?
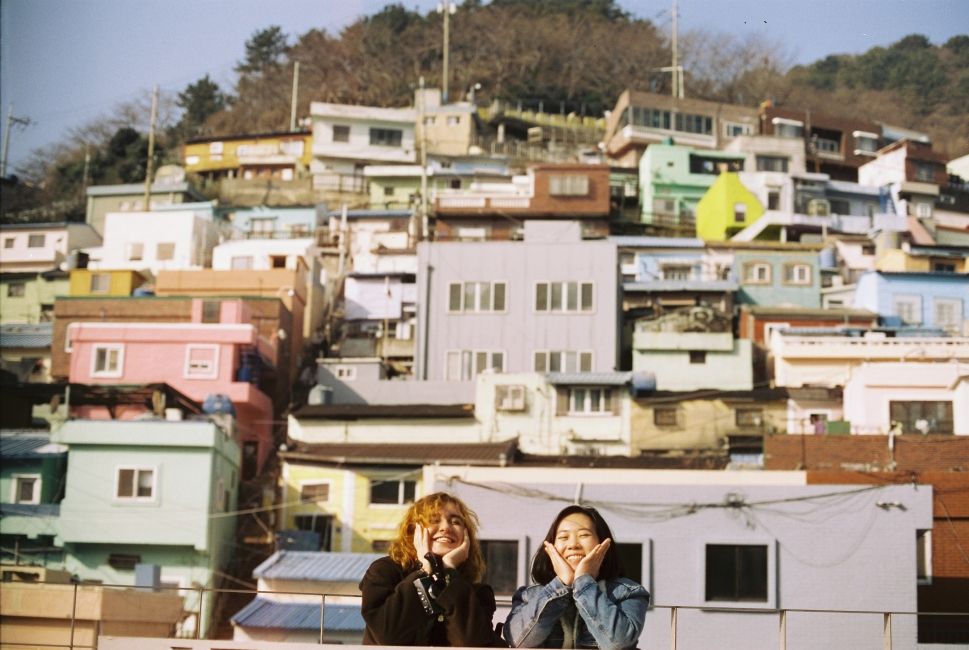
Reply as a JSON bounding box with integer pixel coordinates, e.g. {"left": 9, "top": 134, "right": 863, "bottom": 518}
{"left": 771, "top": 334, "right": 969, "bottom": 360}
{"left": 18, "top": 581, "right": 962, "bottom": 649}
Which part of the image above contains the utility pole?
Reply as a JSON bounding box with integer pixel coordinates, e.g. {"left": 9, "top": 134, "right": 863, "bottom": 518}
{"left": 289, "top": 61, "right": 300, "bottom": 131}
{"left": 418, "top": 76, "right": 429, "bottom": 241}
{"left": 1, "top": 104, "right": 32, "bottom": 178}
{"left": 142, "top": 85, "right": 158, "bottom": 211}
{"left": 438, "top": 1, "right": 456, "bottom": 103}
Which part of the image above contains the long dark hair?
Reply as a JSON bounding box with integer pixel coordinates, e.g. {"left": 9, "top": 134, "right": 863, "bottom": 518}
{"left": 531, "top": 504, "right": 623, "bottom": 584}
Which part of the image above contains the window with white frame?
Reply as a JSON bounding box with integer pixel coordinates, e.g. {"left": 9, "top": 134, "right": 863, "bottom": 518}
{"left": 156, "top": 242, "right": 176, "bottom": 261}
{"left": 736, "top": 408, "right": 764, "bottom": 428}
{"left": 723, "top": 122, "right": 753, "bottom": 138}
{"left": 448, "top": 281, "right": 506, "bottom": 312}
{"left": 65, "top": 324, "right": 77, "bottom": 352}
{"left": 934, "top": 298, "right": 963, "bottom": 335}
{"left": 369, "top": 478, "right": 416, "bottom": 505}
{"left": 742, "top": 262, "right": 771, "bottom": 285}
{"left": 734, "top": 203, "right": 747, "bottom": 223}
{"left": 535, "top": 281, "right": 594, "bottom": 312}
{"left": 853, "top": 131, "right": 879, "bottom": 155}
{"left": 549, "top": 175, "right": 590, "bottom": 196}
{"left": 914, "top": 202, "right": 933, "bottom": 219}
{"left": 249, "top": 217, "right": 276, "bottom": 235}
{"left": 705, "top": 543, "right": 769, "bottom": 602}
{"left": 534, "top": 350, "right": 593, "bottom": 373}
{"left": 300, "top": 481, "right": 331, "bottom": 503}
{"left": 370, "top": 128, "right": 402, "bottom": 147}
{"left": 893, "top": 294, "right": 922, "bottom": 325}
{"left": 334, "top": 366, "right": 357, "bottom": 381}
{"left": 209, "top": 142, "right": 224, "bottom": 155}
{"left": 772, "top": 118, "right": 803, "bottom": 138}
{"left": 92, "top": 344, "right": 124, "bottom": 378}
{"left": 917, "top": 530, "right": 932, "bottom": 585}
{"left": 184, "top": 344, "right": 219, "bottom": 379}
{"left": 27, "top": 234, "right": 45, "bottom": 248}
{"left": 12, "top": 474, "right": 40, "bottom": 504}
{"left": 126, "top": 242, "right": 144, "bottom": 261}
{"left": 782, "top": 263, "right": 812, "bottom": 286}
{"left": 567, "top": 387, "right": 614, "bottom": 415}
{"left": 332, "top": 125, "right": 350, "bottom": 143}
{"left": 116, "top": 467, "right": 156, "bottom": 500}
{"left": 662, "top": 265, "right": 692, "bottom": 280}
{"left": 755, "top": 155, "right": 789, "bottom": 173}
{"left": 89, "top": 273, "right": 111, "bottom": 293}
{"left": 495, "top": 385, "right": 527, "bottom": 411}
{"left": 445, "top": 350, "right": 504, "bottom": 381}
{"left": 231, "top": 256, "right": 254, "bottom": 270}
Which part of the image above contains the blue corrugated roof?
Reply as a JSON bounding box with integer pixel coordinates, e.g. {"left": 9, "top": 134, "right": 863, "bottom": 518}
{"left": 0, "top": 323, "right": 53, "bottom": 349}
{"left": 253, "top": 550, "right": 382, "bottom": 581}
{"left": 231, "top": 598, "right": 365, "bottom": 632}
{"left": 0, "top": 432, "right": 66, "bottom": 458}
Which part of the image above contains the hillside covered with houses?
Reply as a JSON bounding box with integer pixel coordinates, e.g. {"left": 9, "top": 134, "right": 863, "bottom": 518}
{"left": 1, "top": 2, "right": 968, "bottom": 648}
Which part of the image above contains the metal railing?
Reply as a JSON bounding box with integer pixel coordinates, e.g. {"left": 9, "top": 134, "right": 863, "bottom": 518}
{"left": 2, "top": 581, "right": 967, "bottom": 649}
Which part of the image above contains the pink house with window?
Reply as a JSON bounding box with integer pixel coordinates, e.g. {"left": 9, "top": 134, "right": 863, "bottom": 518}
{"left": 67, "top": 299, "right": 276, "bottom": 475}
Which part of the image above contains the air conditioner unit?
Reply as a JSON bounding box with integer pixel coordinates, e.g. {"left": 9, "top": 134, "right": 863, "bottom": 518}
{"left": 496, "top": 385, "right": 526, "bottom": 412}
{"left": 807, "top": 199, "right": 830, "bottom": 216}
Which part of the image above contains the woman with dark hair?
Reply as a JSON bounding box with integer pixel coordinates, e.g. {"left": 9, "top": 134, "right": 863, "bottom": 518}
{"left": 359, "top": 491, "right": 505, "bottom": 646}
{"left": 503, "top": 505, "right": 649, "bottom": 649}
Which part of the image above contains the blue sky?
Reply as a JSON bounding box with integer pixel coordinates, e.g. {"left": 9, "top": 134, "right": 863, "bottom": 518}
{"left": 1, "top": 0, "right": 967, "bottom": 174}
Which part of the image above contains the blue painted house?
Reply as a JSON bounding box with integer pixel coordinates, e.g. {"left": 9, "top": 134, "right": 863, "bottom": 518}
{"left": 732, "top": 243, "right": 823, "bottom": 308}
{"left": 853, "top": 271, "right": 969, "bottom": 335}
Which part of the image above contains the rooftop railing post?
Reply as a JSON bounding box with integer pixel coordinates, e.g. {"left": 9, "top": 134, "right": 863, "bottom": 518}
{"left": 69, "top": 581, "right": 78, "bottom": 650}
{"left": 319, "top": 593, "right": 326, "bottom": 644}
{"left": 883, "top": 612, "right": 892, "bottom": 650}
{"left": 779, "top": 609, "right": 787, "bottom": 650}
{"left": 670, "top": 606, "right": 678, "bottom": 650}
{"left": 196, "top": 585, "right": 204, "bottom": 639}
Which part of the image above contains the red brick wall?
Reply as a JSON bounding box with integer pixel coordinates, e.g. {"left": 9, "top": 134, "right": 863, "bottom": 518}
{"left": 765, "top": 434, "right": 969, "bottom": 472}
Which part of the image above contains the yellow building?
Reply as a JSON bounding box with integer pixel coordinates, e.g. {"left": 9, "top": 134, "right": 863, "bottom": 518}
{"left": 69, "top": 269, "right": 149, "bottom": 296}
{"left": 695, "top": 172, "right": 765, "bottom": 242}
{"left": 183, "top": 131, "right": 314, "bottom": 181}
{"left": 875, "top": 247, "right": 968, "bottom": 274}
{"left": 278, "top": 440, "right": 514, "bottom": 552}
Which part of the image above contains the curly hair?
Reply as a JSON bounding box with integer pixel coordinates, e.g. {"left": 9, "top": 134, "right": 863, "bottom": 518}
{"left": 531, "top": 505, "right": 624, "bottom": 584}
{"left": 387, "top": 492, "right": 486, "bottom": 583}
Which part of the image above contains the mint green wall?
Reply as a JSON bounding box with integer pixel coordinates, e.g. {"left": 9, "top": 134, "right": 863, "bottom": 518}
{"left": 52, "top": 419, "right": 239, "bottom": 638}
{"left": 0, "top": 274, "right": 69, "bottom": 323}
{"left": 633, "top": 339, "right": 753, "bottom": 390}
{"left": 639, "top": 144, "right": 744, "bottom": 224}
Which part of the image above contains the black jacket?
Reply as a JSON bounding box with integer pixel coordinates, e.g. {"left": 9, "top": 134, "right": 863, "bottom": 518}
{"left": 360, "top": 555, "right": 505, "bottom": 646}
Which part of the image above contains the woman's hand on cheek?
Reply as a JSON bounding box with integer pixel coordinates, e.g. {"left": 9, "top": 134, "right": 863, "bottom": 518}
{"left": 443, "top": 531, "right": 470, "bottom": 569}
{"left": 413, "top": 524, "right": 432, "bottom": 574}
{"left": 575, "top": 538, "right": 610, "bottom": 580}
{"left": 544, "top": 541, "right": 575, "bottom": 586}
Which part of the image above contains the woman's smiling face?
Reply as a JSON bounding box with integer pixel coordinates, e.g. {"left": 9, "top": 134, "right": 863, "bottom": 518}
{"left": 427, "top": 502, "right": 466, "bottom": 555}
{"left": 553, "top": 512, "right": 600, "bottom": 567}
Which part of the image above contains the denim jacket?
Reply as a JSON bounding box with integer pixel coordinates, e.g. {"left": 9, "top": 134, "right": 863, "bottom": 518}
{"left": 502, "top": 575, "right": 649, "bottom": 650}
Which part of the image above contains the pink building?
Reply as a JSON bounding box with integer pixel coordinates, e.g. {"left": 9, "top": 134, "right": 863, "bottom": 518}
{"left": 67, "top": 299, "right": 276, "bottom": 475}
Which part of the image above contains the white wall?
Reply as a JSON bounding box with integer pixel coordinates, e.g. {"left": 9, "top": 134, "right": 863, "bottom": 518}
{"left": 96, "top": 211, "right": 219, "bottom": 275}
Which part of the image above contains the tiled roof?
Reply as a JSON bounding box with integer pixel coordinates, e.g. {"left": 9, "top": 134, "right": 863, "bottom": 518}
{"left": 283, "top": 439, "right": 517, "bottom": 466}
{"left": 0, "top": 432, "right": 66, "bottom": 457}
{"left": 292, "top": 403, "right": 474, "bottom": 419}
{"left": 253, "top": 551, "right": 382, "bottom": 581}
{"left": 231, "top": 598, "right": 365, "bottom": 632}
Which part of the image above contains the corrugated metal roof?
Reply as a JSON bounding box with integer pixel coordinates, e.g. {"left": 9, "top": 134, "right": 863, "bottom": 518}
{"left": 609, "top": 236, "right": 705, "bottom": 248}
{"left": 623, "top": 280, "right": 738, "bottom": 293}
{"left": 546, "top": 372, "right": 632, "bottom": 386}
{"left": 0, "top": 323, "right": 53, "bottom": 349}
{"left": 0, "top": 432, "right": 66, "bottom": 457}
{"left": 253, "top": 551, "right": 382, "bottom": 581}
{"left": 283, "top": 440, "right": 517, "bottom": 466}
{"left": 231, "top": 598, "right": 366, "bottom": 632}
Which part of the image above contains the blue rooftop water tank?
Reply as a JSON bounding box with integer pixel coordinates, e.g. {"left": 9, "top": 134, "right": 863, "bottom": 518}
{"left": 202, "top": 394, "right": 236, "bottom": 416}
